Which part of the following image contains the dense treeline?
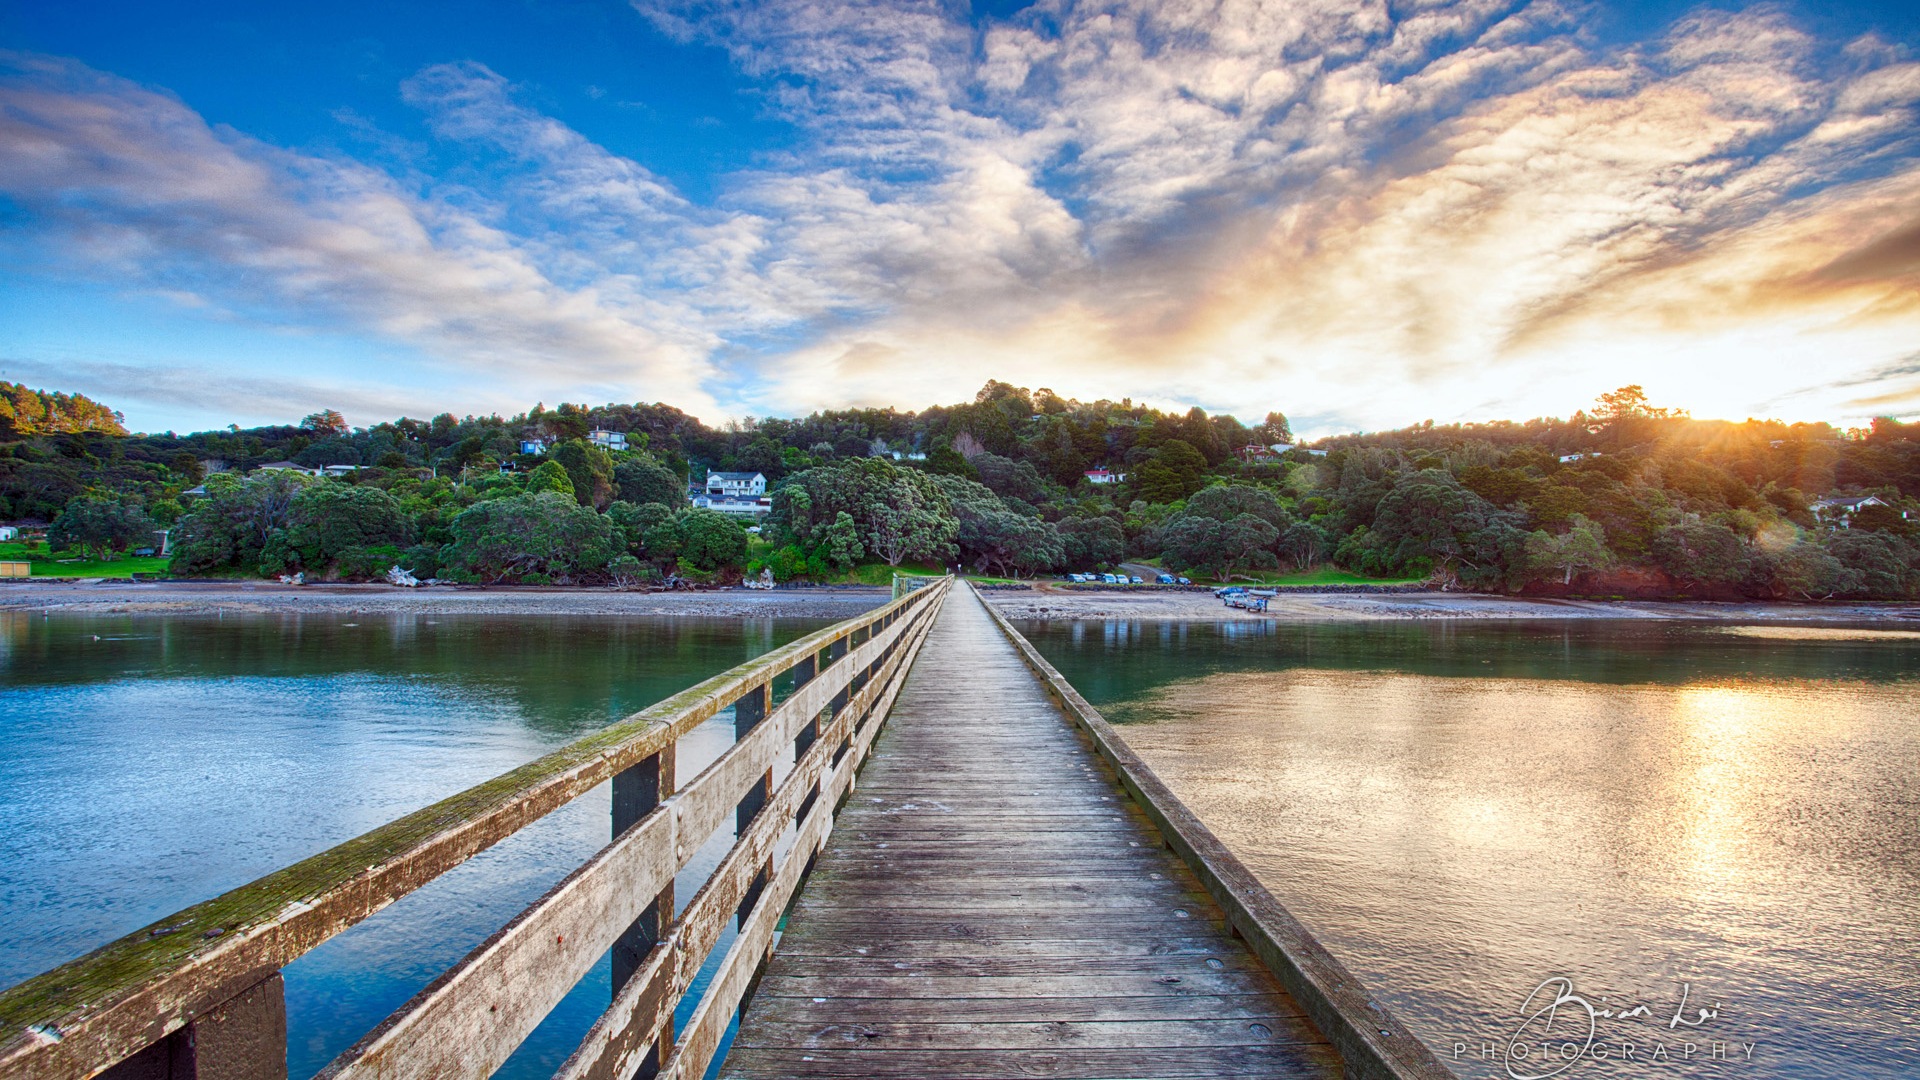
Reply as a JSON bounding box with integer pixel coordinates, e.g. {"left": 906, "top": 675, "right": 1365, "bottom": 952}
{"left": 4, "top": 380, "right": 1917, "bottom": 598}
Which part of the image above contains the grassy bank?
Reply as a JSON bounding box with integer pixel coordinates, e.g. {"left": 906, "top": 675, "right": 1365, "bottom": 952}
{"left": 0, "top": 542, "right": 170, "bottom": 578}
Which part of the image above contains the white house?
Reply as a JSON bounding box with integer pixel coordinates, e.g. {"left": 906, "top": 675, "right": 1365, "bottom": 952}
{"left": 256, "top": 461, "right": 322, "bottom": 476}
{"left": 1084, "top": 467, "right": 1128, "bottom": 484}
{"left": 588, "top": 429, "right": 628, "bottom": 452}
{"left": 1811, "top": 495, "right": 1900, "bottom": 526}
{"left": 692, "top": 493, "right": 772, "bottom": 517}
{"left": 519, "top": 438, "right": 549, "bottom": 456}
{"left": 706, "top": 471, "right": 767, "bottom": 498}
{"left": 0, "top": 526, "right": 16, "bottom": 541}
{"left": 322, "top": 464, "right": 366, "bottom": 477}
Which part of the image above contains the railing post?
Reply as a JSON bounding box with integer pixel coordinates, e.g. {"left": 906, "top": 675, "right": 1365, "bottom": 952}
{"left": 99, "top": 973, "right": 287, "bottom": 1080}
{"left": 733, "top": 682, "right": 772, "bottom": 929}
{"left": 611, "top": 746, "right": 675, "bottom": 1079}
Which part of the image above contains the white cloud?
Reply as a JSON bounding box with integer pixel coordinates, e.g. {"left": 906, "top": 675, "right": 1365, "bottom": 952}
{"left": 0, "top": 52, "right": 720, "bottom": 416}
{"left": 4, "top": 0, "right": 1920, "bottom": 432}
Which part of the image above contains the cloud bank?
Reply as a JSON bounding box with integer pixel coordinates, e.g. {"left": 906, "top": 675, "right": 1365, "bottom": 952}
{"left": 2, "top": 0, "right": 1918, "bottom": 432}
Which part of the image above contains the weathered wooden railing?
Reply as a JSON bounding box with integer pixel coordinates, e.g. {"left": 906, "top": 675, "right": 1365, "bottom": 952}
{"left": 0, "top": 577, "right": 952, "bottom": 1080}
{"left": 888, "top": 573, "right": 942, "bottom": 601}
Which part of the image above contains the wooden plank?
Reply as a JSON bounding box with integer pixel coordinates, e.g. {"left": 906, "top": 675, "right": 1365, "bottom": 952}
{"left": 747, "top": 972, "right": 1282, "bottom": 998}
{"left": 728, "top": 994, "right": 1303, "bottom": 1024}
{"left": 733, "top": 1017, "right": 1322, "bottom": 1051}
{"left": 719, "top": 1044, "right": 1346, "bottom": 1079}
{"left": 762, "top": 954, "right": 1267, "bottom": 978}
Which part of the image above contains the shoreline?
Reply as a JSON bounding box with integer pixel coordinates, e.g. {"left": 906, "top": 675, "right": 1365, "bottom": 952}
{"left": 4, "top": 578, "right": 1918, "bottom": 622}
{"left": 980, "top": 585, "right": 1920, "bottom": 622}
{"left": 0, "top": 580, "right": 893, "bottom": 619}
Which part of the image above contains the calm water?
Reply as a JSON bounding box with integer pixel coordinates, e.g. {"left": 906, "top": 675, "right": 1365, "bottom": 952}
{"left": 0, "top": 611, "right": 841, "bottom": 1079}
{"left": 1023, "top": 619, "right": 1920, "bottom": 1080}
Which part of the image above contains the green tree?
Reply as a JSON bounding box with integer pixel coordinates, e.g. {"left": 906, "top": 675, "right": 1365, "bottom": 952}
{"left": 825, "top": 511, "right": 865, "bottom": 569}
{"left": 549, "top": 439, "right": 616, "bottom": 508}
{"left": 49, "top": 495, "right": 155, "bottom": 560}
{"left": 168, "top": 470, "right": 315, "bottom": 575}
{"left": 1524, "top": 513, "right": 1615, "bottom": 585}
{"left": 1185, "top": 484, "right": 1290, "bottom": 530}
{"left": 1280, "top": 519, "right": 1330, "bottom": 568}
{"left": 1767, "top": 539, "right": 1859, "bottom": 600}
{"left": 1162, "top": 513, "right": 1279, "bottom": 579}
{"left": 1356, "top": 469, "right": 1522, "bottom": 585}
{"left": 676, "top": 508, "right": 750, "bottom": 571}
{"left": 438, "top": 492, "right": 622, "bottom": 583}
{"left": 1133, "top": 439, "right": 1209, "bottom": 504}
{"left": 1824, "top": 531, "right": 1917, "bottom": 598}
{"left": 770, "top": 458, "right": 957, "bottom": 566}
{"left": 301, "top": 410, "right": 349, "bottom": 437}
{"left": 614, "top": 455, "right": 686, "bottom": 508}
{"left": 1255, "top": 411, "right": 1292, "bottom": 444}
{"left": 1058, "top": 516, "right": 1125, "bottom": 569}
{"left": 1651, "top": 520, "right": 1751, "bottom": 591}
{"left": 525, "top": 460, "right": 576, "bottom": 498}
{"left": 276, "top": 483, "right": 412, "bottom": 574}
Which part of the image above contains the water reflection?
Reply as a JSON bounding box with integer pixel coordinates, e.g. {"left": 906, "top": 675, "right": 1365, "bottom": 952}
{"left": 1022, "top": 619, "right": 1920, "bottom": 1080}
{"left": 0, "top": 611, "right": 834, "bottom": 1079}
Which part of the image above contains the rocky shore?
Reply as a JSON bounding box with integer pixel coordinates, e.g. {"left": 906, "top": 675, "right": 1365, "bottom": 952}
{"left": 0, "top": 580, "right": 892, "bottom": 619}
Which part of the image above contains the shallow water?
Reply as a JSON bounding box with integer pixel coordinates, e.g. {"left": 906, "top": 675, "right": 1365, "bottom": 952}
{"left": 0, "top": 611, "right": 838, "bottom": 1078}
{"left": 1022, "top": 618, "right": 1920, "bottom": 1080}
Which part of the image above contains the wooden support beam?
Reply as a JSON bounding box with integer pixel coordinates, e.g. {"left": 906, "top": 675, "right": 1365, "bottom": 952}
{"left": 99, "top": 975, "right": 286, "bottom": 1080}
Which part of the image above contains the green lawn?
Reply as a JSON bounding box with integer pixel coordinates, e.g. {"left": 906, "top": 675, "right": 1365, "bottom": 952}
{"left": 0, "top": 542, "right": 170, "bottom": 578}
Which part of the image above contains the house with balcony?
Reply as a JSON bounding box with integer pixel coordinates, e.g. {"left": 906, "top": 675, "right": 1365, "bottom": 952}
{"left": 706, "top": 471, "right": 767, "bottom": 498}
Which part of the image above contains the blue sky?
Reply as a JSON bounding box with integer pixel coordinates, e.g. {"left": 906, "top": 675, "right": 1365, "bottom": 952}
{"left": 2, "top": 0, "right": 1917, "bottom": 435}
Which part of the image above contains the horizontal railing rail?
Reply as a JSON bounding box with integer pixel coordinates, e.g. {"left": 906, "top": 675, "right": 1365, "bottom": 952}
{"left": 978, "top": 585, "right": 1456, "bottom": 1080}
{"left": 0, "top": 577, "right": 951, "bottom": 1080}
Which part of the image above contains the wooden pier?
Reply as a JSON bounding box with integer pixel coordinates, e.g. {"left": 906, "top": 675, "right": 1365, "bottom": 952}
{"left": 725, "top": 586, "right": 1338, "bottom": 1079}
{"left": 0, "top": 578, "right": 1450, "bottom": 1080}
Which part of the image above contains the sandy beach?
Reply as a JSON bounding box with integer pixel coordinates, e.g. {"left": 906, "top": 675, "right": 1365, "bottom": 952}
{"left": 0, "top": 580, "right": 893, "bottom": 619}
{"left": 980, "top": 584, "right": 1920, "bottom": 622}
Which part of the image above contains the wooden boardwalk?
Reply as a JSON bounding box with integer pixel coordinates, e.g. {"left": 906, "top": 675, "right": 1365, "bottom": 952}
{"left": 722, "top": 586, "right": 1344, "bottom": 1080}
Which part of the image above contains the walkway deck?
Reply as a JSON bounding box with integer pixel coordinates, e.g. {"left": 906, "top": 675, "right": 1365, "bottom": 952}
{"left": 722, "top": 586, "right": 1344, "bottom": 1080}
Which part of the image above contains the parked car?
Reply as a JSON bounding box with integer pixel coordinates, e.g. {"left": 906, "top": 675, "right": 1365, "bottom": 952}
{"left": 1128, "top": 575, "right": 1144, "bottom": 584}
{"left": 1176, "top": 576, "right": 1191, "bottom": 585}
{"left": 1214, "top": 585, "right": 1247, "bottom": 597}
{"left": 1156, "top": 574, "right": 1175, "bottom": 584}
